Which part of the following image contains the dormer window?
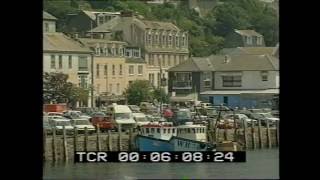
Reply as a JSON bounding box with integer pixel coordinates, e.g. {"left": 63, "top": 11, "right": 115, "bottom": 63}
{"left": 175, "top": 36, "right": 179, "bottom": 47}
{"left": 168, "top": 35, "right": 172, "bottom": 46}
{"left": 162, "top": 34, "right": 166, "bottom": 46}
{"left": 182, "top": 36, "right": 185, "bottom": 47}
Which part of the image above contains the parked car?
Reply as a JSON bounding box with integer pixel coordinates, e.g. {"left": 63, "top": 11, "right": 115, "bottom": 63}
{"left": 223, "top": 114, "right": 257, "bottom": 128}
{"left": 89, "top": 112, "right": 114, "bottom": 132}
{"left": 163, "top": 108, "right": 173, "bottom": 119}
{"left": 49, "top": 118, "right": 74, "bottom": 135}
{"left": 172, "top": 108, "right": 192, "bottom": 126}
{"left": 70, "top": 119, "right": 95, "bottom": 134}
{"left": 63, "top": 110, "right": 91, "bottom": 120}
{"left": 106, "top": 104, "right": 137, "bottom": 131}
{"left": 128, "top": 105, "right": 141, "bottom": 113}
{"left": 47, "top": 112, "right": 63, "bottom": 116}
{"left": 140, "top": 102, "right": 157, "bottom": 114}
{"left": 133, "top": 112, "right": 150, "bottom": 127}
{"left": 256, "top": 112, "right": 279, "bottom": 126}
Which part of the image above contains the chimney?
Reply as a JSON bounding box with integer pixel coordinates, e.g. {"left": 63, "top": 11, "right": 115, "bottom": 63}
{"left": 224, "top": 55, "right": 230, "bottom": 63}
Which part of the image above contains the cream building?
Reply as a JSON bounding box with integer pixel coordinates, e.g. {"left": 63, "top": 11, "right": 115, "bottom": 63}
{"left": 89, "top": 12, "right": 190, "bottom": 92}
{"left": 43, "top": 11, "right": 94, "bottom": 107}
{"left": 78, "top": 38, "right": 147, "bottom": 106}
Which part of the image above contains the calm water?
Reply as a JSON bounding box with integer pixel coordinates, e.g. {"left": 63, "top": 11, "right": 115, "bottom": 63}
{"left": 44, "top": 149, "right": 279, "bottom": 179}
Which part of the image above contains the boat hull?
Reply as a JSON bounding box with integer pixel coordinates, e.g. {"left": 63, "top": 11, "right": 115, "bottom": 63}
{"left": 136, "top": 135, "right": 216, "bottom": 151}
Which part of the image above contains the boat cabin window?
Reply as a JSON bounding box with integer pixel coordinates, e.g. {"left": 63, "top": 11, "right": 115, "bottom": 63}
{"left": 187, "top": 128, "right": 191, "bottom": 133}
{"left": 163, "top": 128, "right": 167, "bottom": 134}
{"left": 168, "top": 128, "right": 171, "bottom": 133}
{"left": 146, "top": 128, "right": 150, "bottom": 133}
{"left": 172, "top": 128, "right": 175, "bottom": 134}
{"left": 151, "top": 128, "right": 155, "bottom": 133}
{"left": 157, "top": 128, "right": 160, "bottom": 133}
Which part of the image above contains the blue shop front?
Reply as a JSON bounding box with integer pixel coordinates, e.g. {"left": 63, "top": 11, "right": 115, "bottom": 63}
{"left": 200, "top": 89, "right": 279, "bottom": 109}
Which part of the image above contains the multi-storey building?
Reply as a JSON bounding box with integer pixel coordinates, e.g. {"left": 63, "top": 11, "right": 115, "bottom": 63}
{"left": 43, "top": 11, "right": 94, "bottom": 107}
{"left": 89, "top": 12, "right": 189, "bottom": 92}
{"left": 78, "top": 38, "right": 147, "bottom": 106}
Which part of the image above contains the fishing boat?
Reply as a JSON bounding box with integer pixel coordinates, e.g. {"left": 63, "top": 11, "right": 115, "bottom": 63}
{"left": 135, "top": 122, "right": 216, "bottom": 151}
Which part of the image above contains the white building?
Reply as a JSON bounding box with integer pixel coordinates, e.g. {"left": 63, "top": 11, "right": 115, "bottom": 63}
{"left": 43, "top": 11, "right": 94, "bottom": 107}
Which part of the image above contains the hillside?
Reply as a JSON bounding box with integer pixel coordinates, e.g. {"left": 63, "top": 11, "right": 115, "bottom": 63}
{"left": 44, "top": 0, "right": 279, "bottom": 57}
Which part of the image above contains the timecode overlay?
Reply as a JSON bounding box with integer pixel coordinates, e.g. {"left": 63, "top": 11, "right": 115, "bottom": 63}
{"left": 75, "top": 151, "right": 246, "bottom": 163}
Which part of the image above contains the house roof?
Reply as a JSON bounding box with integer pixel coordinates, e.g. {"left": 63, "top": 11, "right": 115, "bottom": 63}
{"left": 89, "top": 16, "right": 121, "bottom": 33}
{"left": 43, "top": 33, "right": 92, "bottom": 53}
{"left": 200, "top": 89, "right": 279, "bottom": 95}
{"left": 82, "top": 10, "right": 121, "bottom": 21}
{"left": 141, "top": 20, "right": 179, "bottom": 31}
{"left": 234, "top": 29, "right": 263, "bottom": 37}
{"left": 43, "top": 11, "right": 57, "bottom": 20}
{"left": 220, "top": 47, "right": 276, "bottom": 56}
{"left": 168, "top": 54, "right": 279, "bottom": 72}
{"left": 78, "top": 38, "right": 127, "bottom": 47}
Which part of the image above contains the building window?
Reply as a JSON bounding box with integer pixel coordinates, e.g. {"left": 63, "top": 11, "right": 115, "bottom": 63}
{"left": 96, "top": 47, "right": 100, "bottom": 56}
{"left": 98, "top": 16, "right": 104, "bottom": 25}
{"left": 78, "top": 56, "right": 88, "bottom": 71}
{"left": 174, "top": 55, "right": 177, "bottom": 65}
{"left": 257, "top": 37, "right": 262, "bottom": 45}
{"left": 162, "top": 54, "right": 165, "bottom": 67}
{"left": 96, "top": 64, "right": 100, "bottom": 78}
{"left": 150, "top": 54, "right": 155, "bottom": 65}
{"left": 50, "top": 55, "right": 55, "bottom": 69}
{"left": 222, "top": 76, "right": 242, "bottom": 87}
{"left": 203, "top": 72, "right": 211, "bottom": 87}
{"left": 155, "top": 34, "right": 158, "bottom": 45}
{"left": 175, "top": 36, "right": 179, "bottom": 47}
{"left": 68, "top": 56, "right": 72, "bottom": 69}
{"left": 138, "top": 65, "right": 143, "bottom": 75}
{"left": 45, "top": 23, "right": 49, "bottom": 32}
{"left": 119, "top": 64, "right": 122, "bottom": 75}
{"left": 112, "top": 65, "right": 115, "bottom": 75}
{"left": 261, "top": 71, "right": 269, "bottom": 81}
{"left": 148, "top": 34, "right": 152, "bottom": 45}
{"left": 168, "top": 55, "right": 171, "bottom": 66}
{"left": 179, "top": 55, "right": 184, "bottom": 64}
{"left": 108, "top": 48, "right": 112, "bottom": 56}
{"left": 58, "top": 55, "right": 62, "bottom": 69}
{"left": 117, "top": 83, "right": 120, "bottom": 93}
{"left": 252, "top": 36, "right": 257, "bottom": 45}
{"left": 168, "top": 35, "right": 172, "bottom": 46}
{"left": 79, "top": 75, "right": 88, "bottom": 88}
{"left": 97, "top": 84, "right": 100, "bottom": 94}
{"left": 119, "top": 48, "right": 123, "bottom": 56}
{"left": 182, "top": 36, "right": 185, "bottom": 47}
{"left": 162, "top": 35, "right": 166, "bottom": 46}
{"left": 104, "top": 65, "right": 108, "bottom": 75}
{"left": 115, "top": 48, "right": 118, "bottom": 56}
{"left": 247, "top": 36, "right": 252, "bottom": 45}
{"left": 129, "top": 65, "right": 134, "bottom": 75}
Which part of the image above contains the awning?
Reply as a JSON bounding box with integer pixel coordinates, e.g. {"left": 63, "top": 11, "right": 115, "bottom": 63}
{"left": 200, "top": 89, "right": 279, "bottom": 95}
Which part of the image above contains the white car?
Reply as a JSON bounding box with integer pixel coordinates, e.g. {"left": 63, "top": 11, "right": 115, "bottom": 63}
{"left": 257, "top": 113, "right": 279, "bottom": 126}
{"left": 224, "top": 114, "right": 257, "bottom": 126}
{"left": 133, "top": 113, "right": 150, "bottom": 127}
{"left": 50, "top": 118, "right": 74, "bottom": 135}
{"left": 70, "top": 119, "right": 95, "bottom": 134}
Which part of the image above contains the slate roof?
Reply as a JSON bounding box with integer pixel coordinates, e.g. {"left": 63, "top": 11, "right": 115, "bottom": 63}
{"left": 168, "top": 54, "right": 279, "bottom": 72}
{"left": 43, "top": 33, "right": 92, "bottom": 53}
{"left": 220, "top": 47, "right": 276, "bottom": 56}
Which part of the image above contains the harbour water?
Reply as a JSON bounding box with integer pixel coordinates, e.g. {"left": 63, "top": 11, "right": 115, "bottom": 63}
{"left": 43, "top": 148, "right": 279, "bottom": 179}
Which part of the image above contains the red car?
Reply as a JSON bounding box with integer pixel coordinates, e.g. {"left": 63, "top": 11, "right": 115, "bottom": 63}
{"left": 163, "top": 108, "right": 174, "bottom": 119}
{"left": 89, "top": 112, "right": 114, "bottom": 132}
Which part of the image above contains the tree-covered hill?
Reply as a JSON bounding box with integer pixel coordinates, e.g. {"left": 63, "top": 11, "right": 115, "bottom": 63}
{"left": 44, "top": 0, "right": 278, "bottom": 57}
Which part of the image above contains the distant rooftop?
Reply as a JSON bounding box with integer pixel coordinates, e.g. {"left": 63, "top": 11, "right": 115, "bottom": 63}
{"left": 235, "top": 29, "right": 263, "bottom": 37}
{"left": 43, "top": 33, "right": 92, "bottom": 53}
{"left": 43, "top": 11, "right": 57, "bottom": 21}
{"left": 82, "top": 10, "right": 121, "bottom": 21}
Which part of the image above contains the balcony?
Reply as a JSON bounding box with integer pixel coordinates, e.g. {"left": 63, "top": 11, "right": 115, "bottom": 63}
{"left": 78, "top": 67, "right": 89, "bottom": 74}
{"left": 172, "top": 81, "right": 192, "bottom": 89}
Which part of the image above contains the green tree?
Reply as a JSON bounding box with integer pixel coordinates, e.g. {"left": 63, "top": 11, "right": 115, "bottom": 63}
{"left": 43, "top": 72, "right": 90, "bottom": 107}
{"left": 152, "top": 88, "right": 169, "bottom": 104}
{"left": 125, "top": 80, "right": 152, "bottom": 105}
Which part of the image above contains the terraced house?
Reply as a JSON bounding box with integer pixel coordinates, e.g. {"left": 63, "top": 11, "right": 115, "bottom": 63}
{"left": 78, "top": 38, "right": 147, "bottom": 106}
{"left": 168, "top": 54, "right": 279, "bottom": 108}
{"left": 89, "top": 11, "right": 189, "bottom": 92}
{"left": 43, "top": 11, "right": 94, "bottom": 107}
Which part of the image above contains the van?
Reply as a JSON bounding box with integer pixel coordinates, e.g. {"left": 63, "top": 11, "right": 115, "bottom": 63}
{"left": 107, "top": 103, "right": 136, "bottom": 131}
